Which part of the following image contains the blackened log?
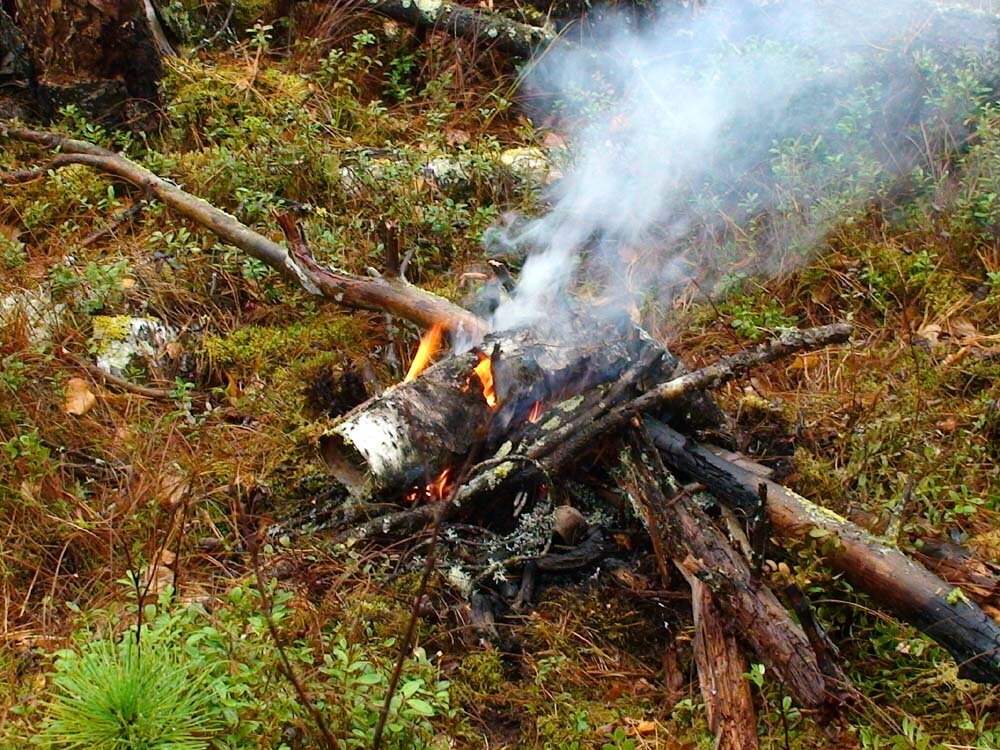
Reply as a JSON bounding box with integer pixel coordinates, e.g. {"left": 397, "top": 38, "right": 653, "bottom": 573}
{"left": 647, "top": 419, "right": 1000, "bottom": 685}
{"left": 912, "top": 541, "right": 1000, "bottom": 614}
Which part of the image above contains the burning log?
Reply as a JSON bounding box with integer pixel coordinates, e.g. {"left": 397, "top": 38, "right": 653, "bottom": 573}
{"left": 320, "top": 320, "right": 678, "bottom": 500}
{"left": 647, "top": 420, "right": 1000, "bottom": 685}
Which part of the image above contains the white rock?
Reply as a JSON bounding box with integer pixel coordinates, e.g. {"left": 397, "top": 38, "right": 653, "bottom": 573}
{"left": 0, "top": 288, "right": 67, "bottom": 345}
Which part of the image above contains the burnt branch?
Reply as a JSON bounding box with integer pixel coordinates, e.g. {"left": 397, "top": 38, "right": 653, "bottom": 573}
{"left": 622, "top": 434, "right": 849, "bottom": 710}
{"left": 0, "top": 124, "right": 486, "bottom": 337}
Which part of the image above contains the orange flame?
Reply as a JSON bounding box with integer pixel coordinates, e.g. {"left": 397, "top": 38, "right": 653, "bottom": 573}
{"left": 527, "top": 401, "right": 544, "bottom": 423}
{"left": 432, "top": 467, "right": 452, "bottom": 501}
{"left": 473, "top": 353, "right": 498, "bottom": 408}
{"left": 404, "top": 324, "right": 443, "bottom": 382}
{"left": 405, "top": 466, "right": 454, "bottom": 503}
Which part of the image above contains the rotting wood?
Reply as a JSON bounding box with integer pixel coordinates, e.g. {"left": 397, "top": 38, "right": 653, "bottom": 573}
{"left": 684, "top": 572, "right": 760, "bottom": 750}
{"left": 622, "top": 436, "right": 848, "bottom": 710}
{"left": 0, "top": 124, "right": 486, "bottom": 337}
{"left": 647, "top": 419, "right": 1000, "bottom": 685}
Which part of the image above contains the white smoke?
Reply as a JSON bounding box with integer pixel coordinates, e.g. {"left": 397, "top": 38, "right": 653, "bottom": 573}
{"left": 487, "top": 0, "right": 997, "bottom": 332}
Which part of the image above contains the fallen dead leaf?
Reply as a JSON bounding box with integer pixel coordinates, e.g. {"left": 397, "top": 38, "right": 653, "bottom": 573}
{"left": 936, "top": 416, "right": 959, "bottom": 432}
{"left": 789, "top": 351, "right": 820, "bottom": 371}
{"left": 64, "top": 377, "right": 96, "bottom": 416}
{"left": 634, "top": 720, "right": 657, "bottom": 735}
{"left": 158, "top": 467, "right": 190, "bottom": 509}
{"left": 949, "top": 317, "right": 979, "bottom": 342}
{"left": 542, "top": 131, "right": 568, "bottom": 148}
{"left": 916, "top": 322, "right": 942, "bottom": 346}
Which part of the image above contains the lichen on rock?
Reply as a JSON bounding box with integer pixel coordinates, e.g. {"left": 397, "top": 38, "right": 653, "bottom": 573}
{"left": 91, "top": 315, "right": 178, "bottom": 377}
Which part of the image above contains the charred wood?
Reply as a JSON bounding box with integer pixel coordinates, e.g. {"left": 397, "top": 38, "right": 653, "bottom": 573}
{"left": 912, "top": 541, "right": 1000, "bottom": 615}
{"left": 322, "top": 322, "right": 675, "bottom": 500}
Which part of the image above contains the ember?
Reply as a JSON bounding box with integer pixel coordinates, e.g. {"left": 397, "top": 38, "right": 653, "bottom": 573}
{"left": 404, "top": 323, "right": 443, "bottom": 382}
{"left": 405, "top": 466, "right": 454, "bottom": 503}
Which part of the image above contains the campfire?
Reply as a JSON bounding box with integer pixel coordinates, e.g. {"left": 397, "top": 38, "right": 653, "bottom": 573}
{"left": 317, "top": 311, "right": 1000, "bottom": 745}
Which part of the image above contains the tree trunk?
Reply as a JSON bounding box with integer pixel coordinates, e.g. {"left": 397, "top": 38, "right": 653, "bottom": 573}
{"left": 5, "top": 0, "right": 163, "bottom": 121}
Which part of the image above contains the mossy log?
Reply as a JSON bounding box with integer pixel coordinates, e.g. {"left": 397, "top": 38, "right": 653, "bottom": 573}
{"left": 364, "top": 0, "right": 555, "bottom": 59}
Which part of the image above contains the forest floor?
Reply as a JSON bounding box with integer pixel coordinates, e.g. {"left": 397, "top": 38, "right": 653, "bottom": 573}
{"left": 1, "top": 2, "right": 999, "bottom": 749}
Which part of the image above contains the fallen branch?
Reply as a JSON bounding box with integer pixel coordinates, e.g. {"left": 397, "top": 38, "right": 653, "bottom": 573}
{"left": 0, "top": 124, "right": 485, "bottom": 337}
{"left": 647, "top": 420, "right": 1000, "bottom": 685}
{"left": 362, "top": 0, "right": 556, "bottom": 60}
{"left": 623, "top": 435, "right": 848, "bottom": 710}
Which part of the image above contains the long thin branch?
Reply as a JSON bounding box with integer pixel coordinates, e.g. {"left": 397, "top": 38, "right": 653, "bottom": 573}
{"left": 0, "top": 124, "right": 486, "bottom": 337}
{"left": 536, "top": 322, "right": 853, "bottom": 471}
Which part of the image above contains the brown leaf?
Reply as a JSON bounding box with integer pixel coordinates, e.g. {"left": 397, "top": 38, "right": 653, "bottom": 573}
{"left": 542, "top": 131, "right": 568, "bottom": 149}
{"left": 634, "top": 720, "right": 657, "bottom": 735}
{"left": 916, "top": 323, "right": 941, "bottom": 347}
{"left": 949, "top": 318, "right": 980, "bottom": 343}
{"left": 936, "top": 416, "right": 959, "bottom": 432}
{"left": 64, "top": 377, "right": 96, "bottom": 416}
{"left": 158, "top": 468, "right": 190, "bottom": 510}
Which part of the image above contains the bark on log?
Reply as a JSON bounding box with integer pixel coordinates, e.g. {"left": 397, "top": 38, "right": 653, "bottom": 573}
{"left": 684, "top": 572, "right": 760, "bottom": 750}
{"left": 361, "top": 0, "right": 555, "bottom": 60}
{"left": 624, "top": 439, "right": 848, "bottom": 710}
{"left": 0, "top": 125, "right": 485, "bottom": 336}
{"left": 647, "top": 419, "right": 1000, "bottom": 685}
{"left": 912, "top": 541, "right": 1000, "bottom": 616}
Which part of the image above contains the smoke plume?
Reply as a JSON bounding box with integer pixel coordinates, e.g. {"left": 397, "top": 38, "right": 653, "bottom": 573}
{"left": 487, "top": 0, "right": 998, "bottom": 332}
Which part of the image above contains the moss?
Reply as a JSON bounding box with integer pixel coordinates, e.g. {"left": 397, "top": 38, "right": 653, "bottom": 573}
{"left": 90, "top": 314, "right": 132, "bottom": 342}
{"left": 454, "top": 650, "right": 506, "bottom": 694}
{"left": 202, "top": 316, "right": 361, "bottom": 374}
